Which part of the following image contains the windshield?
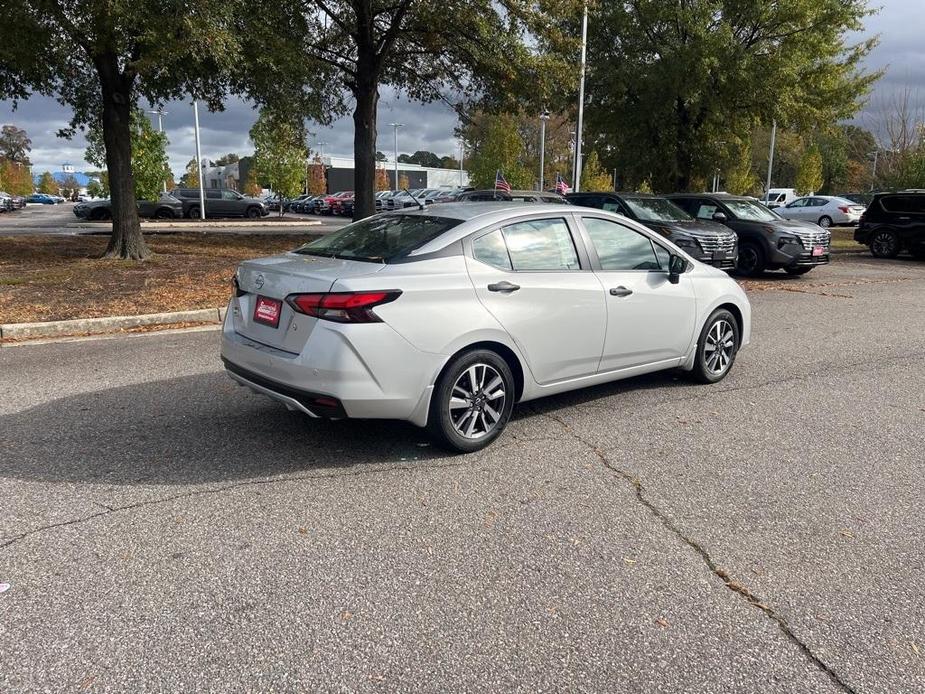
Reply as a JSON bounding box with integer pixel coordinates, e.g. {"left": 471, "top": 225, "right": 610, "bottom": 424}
{"left": 294, "top": 214, "right": 462, "bottom": 263}
{"left": 623, "top": 197, "right": 691, "bottom": 222}
{"left": 725, "top": 199, "right": 779, "bottom": 221}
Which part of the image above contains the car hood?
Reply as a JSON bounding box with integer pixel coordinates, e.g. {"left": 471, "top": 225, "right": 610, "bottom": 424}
{"left": 645, "top": 219, "right": 735, "bottom": 238}
{"left": 764, "top": 217, "right": 823, "bottom": 232}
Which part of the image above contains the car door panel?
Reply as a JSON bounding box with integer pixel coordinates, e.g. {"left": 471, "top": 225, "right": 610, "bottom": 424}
{"left": 577, "top": 216, "right": 697, "bottom": 372}
{"left": 465, "top": 219, "right": 606, "bottom": 385}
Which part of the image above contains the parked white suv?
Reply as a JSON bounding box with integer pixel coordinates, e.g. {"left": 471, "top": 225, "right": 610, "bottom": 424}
{"left": 222, "top": 204, "right": 751, "bottom": 451}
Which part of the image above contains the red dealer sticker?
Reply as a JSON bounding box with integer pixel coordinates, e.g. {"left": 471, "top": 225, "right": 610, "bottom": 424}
{"left": 253, "top": 296, "right": 282, "bottom": 328}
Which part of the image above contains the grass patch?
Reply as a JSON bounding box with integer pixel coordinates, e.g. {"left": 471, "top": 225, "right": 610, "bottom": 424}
{"left": 829, "top": 227, "right": 863, "bottom": 251}
{"left": 0, "top": 233, "right": 319, "bottom": 324}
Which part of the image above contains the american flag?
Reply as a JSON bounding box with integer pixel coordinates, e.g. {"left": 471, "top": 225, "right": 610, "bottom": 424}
{"left": 494, "top": 170, "right": 512, "bottom": 193}
{"left": 555, "top": 172, "right": 570, "bottom": 194}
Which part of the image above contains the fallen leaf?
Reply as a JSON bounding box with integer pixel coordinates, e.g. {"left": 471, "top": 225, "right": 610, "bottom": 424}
{"left": 623, "top": 557, "right": 637, "bottom": 566}
{"left": 912, "top": 642, "right": 920, "bottom": 655}
{"left": 298, "top": 527, "right": 308, "bottom": 535}
{"left": 341, "top": 610, "right": 353, "bottom": 622}
{"left": 840, "top": 529, "right": 854, "bottom": 538}
{"left": 655, "top": 617, "right": 669, "bottom": 628}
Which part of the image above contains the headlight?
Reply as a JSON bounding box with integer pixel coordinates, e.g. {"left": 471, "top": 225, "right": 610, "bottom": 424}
{"left": 777, "top": 236, "right": 801, "bottom": 248}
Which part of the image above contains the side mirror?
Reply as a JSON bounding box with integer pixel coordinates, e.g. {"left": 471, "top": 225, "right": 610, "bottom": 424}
{"left": 668, "top": 254, "right": 686, "bottom": 284}
{"left": 712, "top": 212, "right": 728, "bottom": 223}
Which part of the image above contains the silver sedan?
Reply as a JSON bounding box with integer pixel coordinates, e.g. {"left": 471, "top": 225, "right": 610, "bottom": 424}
{"left": 222, "top": 204, "right": 751, "bottom": 452}
{"left": 775, "top": 196, "right": 866, "bottom": 228}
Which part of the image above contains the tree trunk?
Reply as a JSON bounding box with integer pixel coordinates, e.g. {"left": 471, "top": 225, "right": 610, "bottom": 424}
{"left": 352, "top": 75, "right": 379, "bottom": 221}
{"left": 96, "top": 55, "right": 149, "bottom": 260}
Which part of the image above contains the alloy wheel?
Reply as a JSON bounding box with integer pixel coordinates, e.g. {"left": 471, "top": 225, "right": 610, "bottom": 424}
{"left": 704, "top": 319, "right": 735, "bottom": 376}
{"left": 737, "top": 246, "right": 759, "bottom": 275}
{"left": 449, "top": 363, "right": 507, "bottom": 440}
{"left": 872, "top": 231, "right": 899, "bottom": 258}
{"left": 818, "top": 216, "right": 832, "bottom": 228}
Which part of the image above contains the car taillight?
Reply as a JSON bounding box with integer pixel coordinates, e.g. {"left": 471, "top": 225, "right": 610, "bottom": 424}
{"left": 286, "top": 291, "right": 401, "bottom": 323}
{"left": 839, "top": 206, "right": 851, "bottom": 213}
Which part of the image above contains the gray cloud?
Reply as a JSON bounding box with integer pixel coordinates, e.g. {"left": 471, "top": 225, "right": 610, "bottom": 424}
{"left": 3, "top": 0, "right": 921, "bottom": 174}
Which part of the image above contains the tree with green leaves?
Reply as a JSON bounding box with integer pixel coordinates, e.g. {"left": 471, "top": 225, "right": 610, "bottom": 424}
{"left": 580, "top": 151, "right": 612, "bottom": 192}
{"left": 250, "top": 108, "right": 307, "bottom": 215}
{"left": 585, "top": 0, "right": 879, "bottom": 192}
{"left": 214, "top": 153, "right": 240, "bottom": 166}
{"left": 406, "top": 151, "right": 442, "bottom": 168}
{"left": 179, "top": 159, "right": 201, "bottom": 189}
{"left": 0, "top": 0, "right": 241, "bottom": 259}
{"left": 464, "top": 113, "right": 532, "bottom": 189}
{"left": 86, "top": 179, "right": 104, "bottom": 199}
{"left": 85, "top": 108, "right": 168, "bottom": 202}
{"left": 0, "top": 125, "right": 32, "bottom": 164}
{"left": 795, "top": 145, "right": 824, "bottom": 195}
{"left": 240, "top": 0, "right": 569, "bottom": 219}
{"left": 724, "top": 140, "right": 759, "bottom": 195}
{"left": 37, "top": 171, "right": 58, "bottom": 195}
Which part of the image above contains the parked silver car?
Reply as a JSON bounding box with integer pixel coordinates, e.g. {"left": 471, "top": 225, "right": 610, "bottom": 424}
{"left": 222, "top": 204, "right": 751, "bottom": 451}
{"left": 774, "top": 196, "right": 866, "bottom": 228}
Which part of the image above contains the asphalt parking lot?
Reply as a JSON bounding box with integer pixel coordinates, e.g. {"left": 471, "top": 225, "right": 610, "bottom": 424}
{"left": 0, "top": 202, "right": 348, "bottom": 235}
{"left": 1, "top": 253, "right": 924, "bottom": 693}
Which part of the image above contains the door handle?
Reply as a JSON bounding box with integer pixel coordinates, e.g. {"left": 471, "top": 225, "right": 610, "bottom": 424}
{"left": 488, "top": 281, "right": 520, "bottom": 293}
{"left": 609, "top": 286, "right": 633, "bottom": 297}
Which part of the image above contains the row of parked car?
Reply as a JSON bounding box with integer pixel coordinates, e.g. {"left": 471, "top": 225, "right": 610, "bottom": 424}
{"left": 73, "top": 188, "right": 270, "bottom": 220}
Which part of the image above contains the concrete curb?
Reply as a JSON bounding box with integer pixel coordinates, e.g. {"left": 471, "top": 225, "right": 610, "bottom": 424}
{"left": 0, "top": 307, "right": 227, "bottom": 341}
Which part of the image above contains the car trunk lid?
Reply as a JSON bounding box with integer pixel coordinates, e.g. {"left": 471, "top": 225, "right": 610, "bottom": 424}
{"left": 233, "top": 253, "right": 385, "bottom": 353}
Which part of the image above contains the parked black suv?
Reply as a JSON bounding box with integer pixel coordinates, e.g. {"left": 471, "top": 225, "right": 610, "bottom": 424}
{"left": 668, "top": 193, "right": 830, "bottom": 276}
{"left": 171, "top": 188, "right": 269, "bottom": 219}
{"left": 568, "top": 192, "right": 738, "bottom": 270}
{"left": 854, "top": 192, "right": 925, "bottom": 259}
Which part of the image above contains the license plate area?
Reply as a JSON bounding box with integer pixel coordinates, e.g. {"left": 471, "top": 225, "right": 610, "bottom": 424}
{"left": 253, "top": 295, "right": 283, "bottom": 328}
{"left": 812, "top": 246, "right": 825, "bottom": 257}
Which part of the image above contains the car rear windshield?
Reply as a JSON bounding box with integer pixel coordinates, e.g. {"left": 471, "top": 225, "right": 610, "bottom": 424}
{"left": 724, "top": 199, "right": 779, "bottom": 221}
{"left": 623, "top": 197, "right": 692, "bottom": 222}
{"left": 294, "top": 214, "right": 463, "bottom": 263}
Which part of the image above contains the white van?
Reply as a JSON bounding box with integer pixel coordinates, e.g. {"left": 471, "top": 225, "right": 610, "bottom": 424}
{"left": 762, "top": 188, "right": 799, "bottom": 209}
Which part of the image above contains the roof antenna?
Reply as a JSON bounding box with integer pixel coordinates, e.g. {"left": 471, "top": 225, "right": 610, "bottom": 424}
{"left": 403, "top": 187, "right": 425, "bottom": 210}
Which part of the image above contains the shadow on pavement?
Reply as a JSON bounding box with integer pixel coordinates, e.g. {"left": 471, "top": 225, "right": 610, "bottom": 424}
{"left": 0, "top": 367, "right": 703, "bottom": 487}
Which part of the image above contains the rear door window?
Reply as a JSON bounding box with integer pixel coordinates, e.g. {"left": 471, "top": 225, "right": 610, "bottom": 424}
{"left": 501, "top": 218, "right": 580, "bottom": 271}
{"left": 472, "top": 230, "right": 512, "bottom": 270}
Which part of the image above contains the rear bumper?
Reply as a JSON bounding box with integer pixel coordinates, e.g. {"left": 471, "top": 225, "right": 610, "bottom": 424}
{"left": 220, "top": 308, "right": 443, "bottom": 426}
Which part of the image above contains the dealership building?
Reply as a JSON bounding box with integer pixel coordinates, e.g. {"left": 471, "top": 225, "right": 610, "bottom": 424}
{"left": 201, "top": 155, "right": 469, "bottom": 194}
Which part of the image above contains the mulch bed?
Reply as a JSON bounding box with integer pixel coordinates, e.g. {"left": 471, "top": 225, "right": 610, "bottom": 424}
{"left": 0, "top": 233, "right": 319, "bottom": 324}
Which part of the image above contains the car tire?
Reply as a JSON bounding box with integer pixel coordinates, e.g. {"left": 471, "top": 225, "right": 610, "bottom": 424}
{"left": 736, "top": 242, "right": 766, "bottom": 276}
{"left": 785, "top": 267, "right": 813, "bottom": 276}
{"left": 818, "top": 215, "right": 833, "bottom": 229}
{"left": 427, "top": 349, "right": 515, "bottom": 453}
{"left": 870, "top": 230, "right": 900, "bottom": 258}
{"left": 691, "top": 309, "right": 740, "bottom": 384}
{"left": 154, "top": 208, "right": 174, "bottom": 220}
{"left": 246, "top": 206, "right": 260, "bottom": 219}
{"left": 910, "top": 246, "right": 925, "bottom": 260}
{"left": 187, "top": 205, "right": 200, "bottom": 219}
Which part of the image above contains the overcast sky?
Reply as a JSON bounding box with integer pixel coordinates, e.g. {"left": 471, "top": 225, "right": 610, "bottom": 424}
{"left": 1, "top": 3, "right": 921, "bottom": 178}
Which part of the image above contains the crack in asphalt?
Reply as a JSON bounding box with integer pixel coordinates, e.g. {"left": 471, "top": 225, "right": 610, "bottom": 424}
{"left": 542, "top": 410, "right": 859, "bottom": 694}
{"left": 0, "top": 458, "right": 467, "bottom": 551}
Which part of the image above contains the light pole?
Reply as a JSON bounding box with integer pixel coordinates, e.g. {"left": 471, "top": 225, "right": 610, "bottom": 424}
{"left": 573, "top": 1, "right": 589, "bottom": 193}
{"left": 869, "top": 149, "right": 880, "bottom": 190}
{"left": 539, "top": 110, "right": 550, "bottom": 191}
{"left": 765, "top": 119, "right": 777, "bottom": 199}
{"left": 389, "top": 123, "right": 404, "bottom": 189}
{"left": 192, "top": 100, "right": 206, "bottom": 221}
{"left": 148, "top": 109, "right": 168, "bottom": 192}
{"left": 459, "top": 140, "right": 465, "bottom": 187}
